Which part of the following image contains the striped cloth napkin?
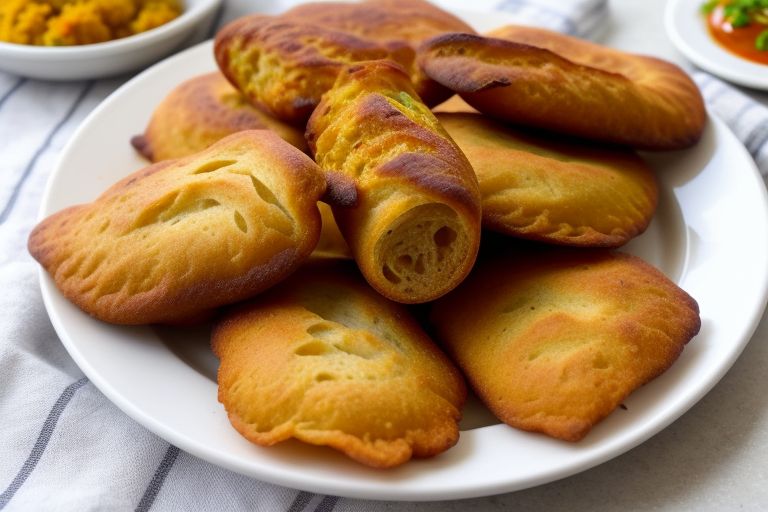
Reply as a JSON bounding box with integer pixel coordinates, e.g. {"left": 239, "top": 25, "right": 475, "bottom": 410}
{"left": 0, "top": 1, "right": 766, "bottom": 511}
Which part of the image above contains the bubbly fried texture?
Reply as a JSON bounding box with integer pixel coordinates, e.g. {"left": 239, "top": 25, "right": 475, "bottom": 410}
{"left": 306, "top": 60, "right": 482, "bottom": 303}
{"left": 419, "top": 26, "right": 706, "bottom": 150}
{"left": 214, "top": 0, "right": 475, "bottom": 124}
{"left": 28, "top": 131, "right": 326, "bottom": 325}
{"left": 430, "top": 247, "right": 701, "bottom": 441}
{"left": 212, "top": 260, "right": 466, "bottom": 468}
{"left": 131, "top": 72, "right": 308, "bottom": 162}
{"left": 437, "top": 113, "right": 658, "bottom": 247}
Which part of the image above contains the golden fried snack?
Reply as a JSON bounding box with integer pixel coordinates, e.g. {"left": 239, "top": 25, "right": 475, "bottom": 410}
{"left": 283, "top": 0, "right": 474, "bottom": 105}
{"left": 430, "top": 246, "right": 701, "bottom": 442}
{"left": 28, "top": 131, "right": 326, "bottom": 325}
{"left": 130, "top": 72, "right": 307, "bottom": 162}
{"left": 437, "top": 113, "right": 658, "bottom": 247}
{"left": 214, "top": 1, "right": 475, "bottom": 124}
{"left": 306, "top": 61, "right": 482, "bottom": 303}
{"left": 212, "top": 260, "right": 466, "bottom": 468}
{"left": 419, "top": 26, "right": 706, "bottom": 150}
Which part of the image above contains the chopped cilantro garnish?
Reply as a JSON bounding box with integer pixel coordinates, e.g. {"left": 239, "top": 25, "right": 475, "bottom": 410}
{"left": 701, "top": 0, "right": 720, "bottom": 14}
{"left": 757, "top": 28, "right": 768, "bottom": 50}
{"left": 724, "top": 4, "right": 752, "bottom": 26}
{"left": 707, "top": 0, "right": 768, "bottom": 25}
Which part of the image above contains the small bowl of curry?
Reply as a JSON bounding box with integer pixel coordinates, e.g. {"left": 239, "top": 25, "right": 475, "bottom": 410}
{"left": 666, "top": 0, "right": 768, "bottom": 90}
{"left": 0, "top": 0, "right": 222, "bottom": 80}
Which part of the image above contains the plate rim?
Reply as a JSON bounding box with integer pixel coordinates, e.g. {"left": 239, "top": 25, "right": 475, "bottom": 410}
{"left": 38, "top": 20, "right": 768, "bottom": 502}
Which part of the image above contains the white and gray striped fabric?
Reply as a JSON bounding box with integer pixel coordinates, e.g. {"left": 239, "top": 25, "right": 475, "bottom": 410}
{"left": 1, "top": 1, "right": 766, "bottom": 511}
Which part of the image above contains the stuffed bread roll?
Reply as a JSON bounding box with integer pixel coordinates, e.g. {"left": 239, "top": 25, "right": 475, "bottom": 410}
{"left": 306, "top": 60, "right": 481, "bottom": 303}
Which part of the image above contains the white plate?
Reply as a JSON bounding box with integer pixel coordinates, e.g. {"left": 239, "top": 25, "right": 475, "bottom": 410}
{"left": 39, "top": 12, "right": 768, "bottom": 501}
{"left": 666, "top": 0, "right": 768, "bottom": 89}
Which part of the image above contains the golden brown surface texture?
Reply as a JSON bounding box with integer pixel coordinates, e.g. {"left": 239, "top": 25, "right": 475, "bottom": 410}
{"left": 438, "top": 112, "right": 658, "bottom": 247}
{"left": 28, "top": 130, "right": 326, "bottom": 325}
{"left": 214, "top": 0, "right": 475, "bottom": 124}
{"left": 419, "top": 26, "right": 706, "bottom": 150}
{"left": 306, "top": 60, "right": 482, "bottom": 303}
{"left": 130, "top": 72, "right": 307, "bottom": 162}
{"left": 430, "top": 246, "right": 701, "bottom": 441}
{"left": 212, "top": 260, "right": 466, "bottom": 468}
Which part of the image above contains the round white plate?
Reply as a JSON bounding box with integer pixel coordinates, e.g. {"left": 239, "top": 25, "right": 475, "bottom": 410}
{"left": 666, "top": 0, "right": 768, "bottom": 89}
{"left": 39, "top": 11, "right": 768, "bottom": 501}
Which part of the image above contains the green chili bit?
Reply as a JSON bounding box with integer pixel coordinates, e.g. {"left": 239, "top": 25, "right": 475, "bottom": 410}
{"left": 702, "top": 0, "right": 768, "bottom": 26}
{"left": 396, "top": 91, "right": 414, "bottom": 109}
{"left": 757, "top": 29, "right": 768, "bottom": 50}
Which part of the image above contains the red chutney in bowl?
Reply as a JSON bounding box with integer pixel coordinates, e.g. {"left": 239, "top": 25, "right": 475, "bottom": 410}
{"left": 705, "top": 1, "right": 768, "bottom": 65}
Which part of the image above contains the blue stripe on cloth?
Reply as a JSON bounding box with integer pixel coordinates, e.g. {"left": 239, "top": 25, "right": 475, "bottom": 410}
{"left": 0, "top": 81, "right": 94, "bottom": 224}
{"left": 727, "top": 101, "right": 758, "bottom": 126}
{"left": 744, "top": 122, "right": 768, "bottom": 157}
{"left": 496, "top": 0, "right": 577, "bottom": 34}
{"left": 313, "top": 496, "right": 339, "bottom": 512}
{"left": 495, "top": 0, "right": 606, "bottom": 36}
{"left": 134, "top": 445, "right": 180, "bottom": 512}
{"left": 0, "top": 78, "right": 27, "bottom": 112}
{"left": 701, "top": 81, "right": 732, "bottom": 105}
{"left": 0, "top": 377, "right": 89, "bottom": 510}
{"left": 287, "top": 491, "right": 314, "bottom": 512}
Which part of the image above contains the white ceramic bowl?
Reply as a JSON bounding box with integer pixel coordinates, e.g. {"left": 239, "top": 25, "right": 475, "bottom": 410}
{"left": 0, "top": 0, "right": 222, "bottom": 81}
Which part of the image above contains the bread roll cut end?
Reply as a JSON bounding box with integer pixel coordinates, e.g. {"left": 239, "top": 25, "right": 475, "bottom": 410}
{"left": 373, "top": 202, "right": 473, "bottom": 303}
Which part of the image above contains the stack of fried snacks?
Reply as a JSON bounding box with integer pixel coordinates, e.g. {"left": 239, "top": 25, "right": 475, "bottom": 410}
{"left": 29, "top": 1, "right": 708, "bottom": 468}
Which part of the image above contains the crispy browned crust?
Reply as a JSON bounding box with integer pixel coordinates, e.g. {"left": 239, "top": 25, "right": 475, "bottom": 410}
{"left": 284, "top": 0, "right": 474, "bottom": 106}
{"left": 212, "top": 260, "right": 466, "bottom": 468}
{"left": 437, "top": 112, "right": 658, "bottom": 247}
{"left": 215, "top": 16, "right": 402, "bottom": 124}
{"left": 430, "top": 246, "right": 701, "bottom": 441}
{"left": 214, "top": 2, "right": 475, "bottom": 124}
{"left": 29, "top": 131, "right": 326, "bottom": 325}
{"left": 419, "top": 27, "right": 706, "bottom": 150}
{"left": 131, "top": 72, "right": 308, "bottom": 162}
{"left": 306, "top": 60, "right": 481, "bottom": 303}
